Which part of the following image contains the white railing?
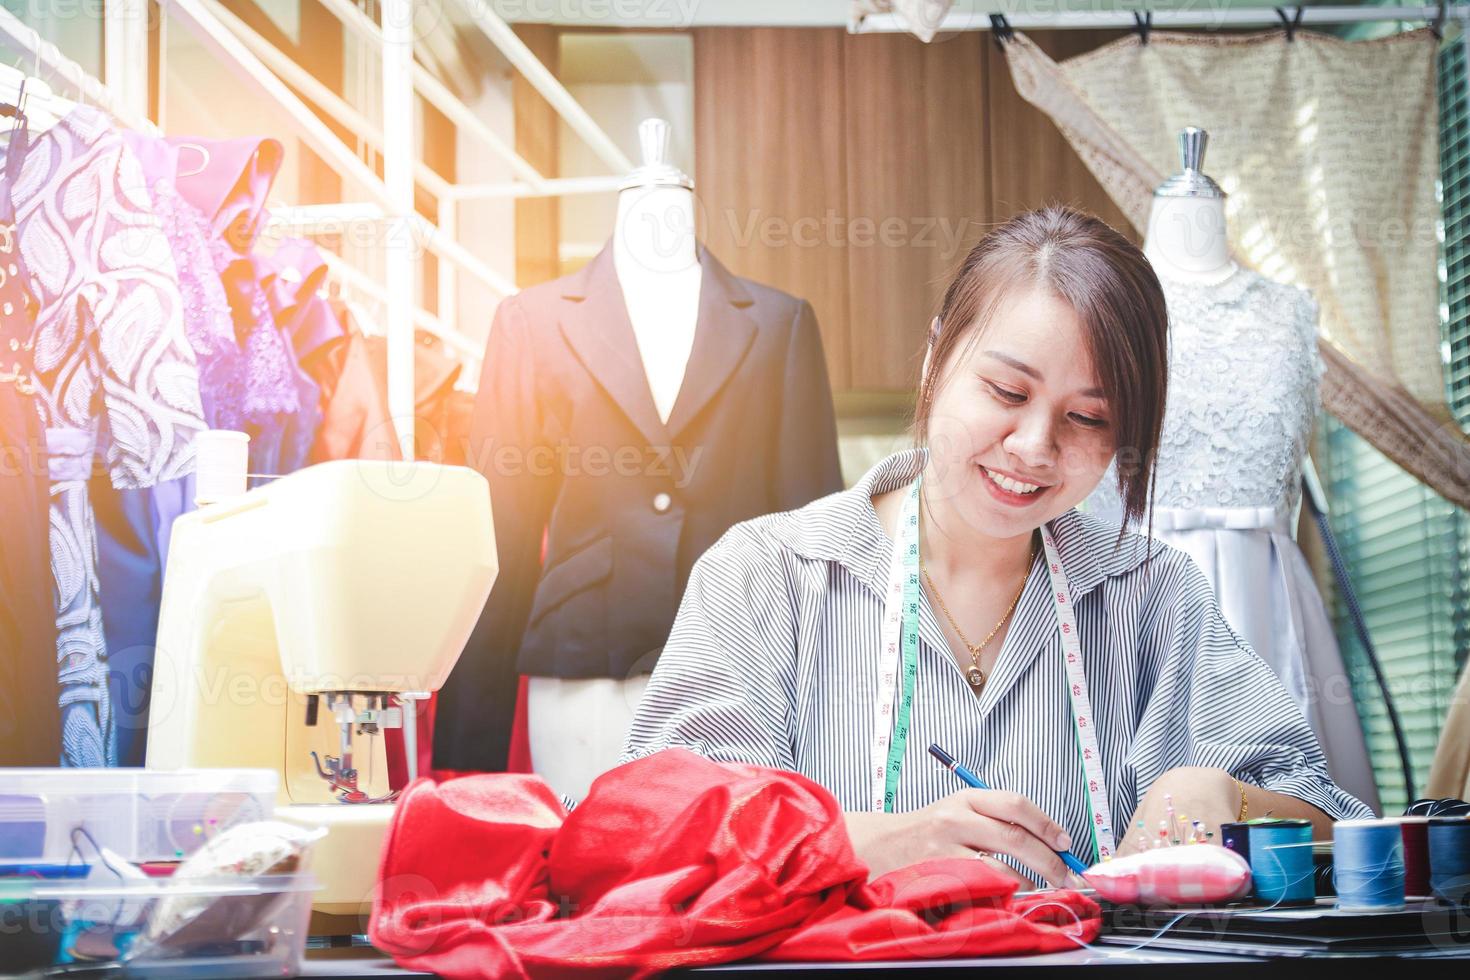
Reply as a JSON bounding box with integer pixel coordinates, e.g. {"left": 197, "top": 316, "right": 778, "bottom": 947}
{"left": 0, "top": 0, "right": 637, "bottom": 452}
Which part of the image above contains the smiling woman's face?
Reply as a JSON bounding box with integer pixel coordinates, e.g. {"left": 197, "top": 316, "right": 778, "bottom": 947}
{"left": 923, "top": 286, "right": 1116, "bottom": 543}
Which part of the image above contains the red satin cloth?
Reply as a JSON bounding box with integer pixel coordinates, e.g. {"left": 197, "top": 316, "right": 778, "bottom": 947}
{"left": 370, "top": 749, "right": 1099, "bottom": 978}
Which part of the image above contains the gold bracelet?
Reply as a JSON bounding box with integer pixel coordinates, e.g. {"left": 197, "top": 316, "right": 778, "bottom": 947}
{"left": 1234, "top": 778, "right": 1248, "bottom": 822}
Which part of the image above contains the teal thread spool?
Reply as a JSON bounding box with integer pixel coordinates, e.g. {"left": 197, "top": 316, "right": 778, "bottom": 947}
{"left": 1248, "top": 819, "right": 1314, "bottom": 904}
{"left": 1332, "top": 819, "right": 1405, "bottom": 911}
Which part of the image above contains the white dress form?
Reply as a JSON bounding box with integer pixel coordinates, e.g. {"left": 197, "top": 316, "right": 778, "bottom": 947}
{"left": 528, "top": 120, "right": 700, "bottom": 801}
{"left": 1143, "top": 194, "right": 1238, "bottom": 285}
{"left": 612, "top": 185, "right": 701, "bottom": 423}
{"left": 1117, "top": 135, "right": 1380, "bottom": 812}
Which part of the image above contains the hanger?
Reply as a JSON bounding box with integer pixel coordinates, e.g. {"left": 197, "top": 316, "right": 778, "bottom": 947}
{"left": 0, "top": 78, "right": 29, "bottom": 203}
{"left": 988, "top": 13, "right": 1014, "bottom": 52}
{"left": 175, "top": 141, "right": 211, "bottom": 179}
{"left": 0, "top": 47, "right": 71, "bottom": 132}
{"left": 1274, "top": 6, "right": 1306, "bottom": 42}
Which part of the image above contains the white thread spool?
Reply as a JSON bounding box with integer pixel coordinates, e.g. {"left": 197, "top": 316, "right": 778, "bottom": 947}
{"left": 194, "top": 430, "right": 250, "bottom": 506}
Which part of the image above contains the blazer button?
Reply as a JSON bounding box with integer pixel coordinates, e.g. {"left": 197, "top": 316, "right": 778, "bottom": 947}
{"left": 652, "top": 492, "right": 672, "bottom": 514}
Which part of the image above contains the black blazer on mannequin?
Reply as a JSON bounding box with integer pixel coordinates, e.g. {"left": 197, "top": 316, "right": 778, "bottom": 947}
{"left": 433, "top": 242, "right": 842, "bottom": 772}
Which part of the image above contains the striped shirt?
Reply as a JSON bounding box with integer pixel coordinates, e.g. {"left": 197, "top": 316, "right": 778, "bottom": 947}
{"left": 623, "top": 450, "right": 1372, "bottom": 878}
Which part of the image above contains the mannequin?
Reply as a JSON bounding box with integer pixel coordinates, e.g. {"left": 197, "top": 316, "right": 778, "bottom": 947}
{"left": 438, "top": 112, "right": 841, "bottom": 792}
{"left": 528, "top": 119, "right": 698, "bottom": 799}
{"left": 1094, "top": 127, "right": 1382, "bottom": 812}
{"left": 612, "top": 119, "right": 702, "bottom": 425}
{"left": 1141, "top": 128, "right": 1237, "bottom": 285}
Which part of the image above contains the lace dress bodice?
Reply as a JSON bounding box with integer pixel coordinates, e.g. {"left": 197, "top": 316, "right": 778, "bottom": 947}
{"left": 1091, "top": 266, "right": 1322, "bottom": 518}
{"left": 1080, "top": 267, "right": 1380, "bottom": 812}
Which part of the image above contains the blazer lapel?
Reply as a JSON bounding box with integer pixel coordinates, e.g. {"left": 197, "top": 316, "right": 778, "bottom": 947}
{"left": 557, "top": 244, "right": 669, "bottom": 449}
{"left": 664, "top": 246, "right": 759, "bottom": 440}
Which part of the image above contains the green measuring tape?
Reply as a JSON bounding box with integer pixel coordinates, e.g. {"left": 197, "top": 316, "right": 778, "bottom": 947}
{"left": 881, "top": 479, "right": 923, "bottom": 812}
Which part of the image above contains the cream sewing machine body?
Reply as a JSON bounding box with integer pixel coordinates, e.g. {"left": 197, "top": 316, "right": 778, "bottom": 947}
{"left": 146, "top": 460, "right": 496, "bottom": 917}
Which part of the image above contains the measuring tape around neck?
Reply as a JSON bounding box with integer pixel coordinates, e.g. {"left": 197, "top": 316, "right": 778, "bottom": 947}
{"left": 1038, "top": 524, "right": 1116, "bottom": 861}
{"left": 869, "top": 479, "right": 1118, "bottom": 862}
{"left": 868, "top": 480, "right": 921, "bottom": 814}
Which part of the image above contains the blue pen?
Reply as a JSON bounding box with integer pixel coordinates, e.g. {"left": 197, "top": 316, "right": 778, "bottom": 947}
{"left": 927, "top": 743, "right": 1090, "bottom": 876}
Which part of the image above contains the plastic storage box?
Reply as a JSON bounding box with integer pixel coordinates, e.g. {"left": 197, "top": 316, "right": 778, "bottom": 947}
{"left": 0, "top": 769, "right": 277, "bottom": 866}
{"left": 0, "top": 873, "right": 315, "bottom": 977}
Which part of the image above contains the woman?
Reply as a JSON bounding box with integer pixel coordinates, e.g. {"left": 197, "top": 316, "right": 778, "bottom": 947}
{"left": 622, "top": 207, "right": 1372, "bottom": 887}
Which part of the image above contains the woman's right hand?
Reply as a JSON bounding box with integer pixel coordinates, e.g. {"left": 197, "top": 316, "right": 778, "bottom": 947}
{"left": 843, "top": 789, "right": 1085, "bottom": 887}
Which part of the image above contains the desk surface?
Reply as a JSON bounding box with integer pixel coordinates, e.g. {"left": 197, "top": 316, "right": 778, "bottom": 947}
{"left": 302, "top": 943, "right": 1470, "bottom": 978}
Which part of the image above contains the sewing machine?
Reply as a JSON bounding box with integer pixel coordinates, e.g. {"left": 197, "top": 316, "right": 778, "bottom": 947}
{"left": 146, "top": 460, "right": 496, "bottom": 916}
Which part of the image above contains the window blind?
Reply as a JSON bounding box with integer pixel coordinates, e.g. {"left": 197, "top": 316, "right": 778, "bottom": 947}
{"left": 1322, "top": 35, "right": 1470, "bottom": 815}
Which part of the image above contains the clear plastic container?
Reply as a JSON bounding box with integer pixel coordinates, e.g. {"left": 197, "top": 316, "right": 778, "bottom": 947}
{"left": 0, "top": 873, "right": 315, "bottom": 978}
{"left": 0, "top": 769, "right": 277, "bottom": 867}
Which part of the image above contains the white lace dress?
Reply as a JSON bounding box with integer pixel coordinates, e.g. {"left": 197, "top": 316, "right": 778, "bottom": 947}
{"left": 1087, "top": 266, "right": 1380, "bottom": 813}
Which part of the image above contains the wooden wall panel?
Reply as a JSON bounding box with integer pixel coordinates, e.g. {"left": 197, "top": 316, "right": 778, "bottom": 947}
{"left": 514, "top": 24, "right": 562, "bottom": 288}
{"left": 692, "top": 28, "right": 851, "bottom": 390}
{"left": 843, "top": 32, "right": 990, "bottom": 391}
{"left": 690, "top": 27, "right": 1134, "bottom": 395}
{"left": 986, "top": 30, "right": 1136, "bottom": 238}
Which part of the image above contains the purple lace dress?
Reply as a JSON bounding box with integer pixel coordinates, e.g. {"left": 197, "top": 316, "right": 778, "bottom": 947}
{"left": 218, "top": 253, "right": 318, "bottom": 477}
{"left": 157, "top": 184, "right": 248, "bottom": 430}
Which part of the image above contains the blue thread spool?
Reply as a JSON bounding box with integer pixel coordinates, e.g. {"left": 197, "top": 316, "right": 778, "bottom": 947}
{"left": 1428, "top": 816, "right": 1470, "bottom": 905}
{"left": 1333, "top": 820, "right": 1405, "bottom": 911}
{"left": 1220, "top": 822, "right": 1251, "bottom": 863}
{"left": 1248, "top": 819, "right": 1314, "bottom": 904}
{"left": 1220, "top": 822, "right": 1251, "bottom": 895}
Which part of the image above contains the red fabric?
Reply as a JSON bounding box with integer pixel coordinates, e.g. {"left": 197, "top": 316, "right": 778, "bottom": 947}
{"left": 507, "top": 675, "right": 533, "bottom": 773}
{"left": 370, "top": 750, "right": 1099, "bottom": 978}
{"left": 504, "top": 528, "right": 547, "bottom": 775}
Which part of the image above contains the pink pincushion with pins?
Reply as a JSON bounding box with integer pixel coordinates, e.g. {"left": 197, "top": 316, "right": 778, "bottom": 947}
{"left": 1084, "top": 845, "right": 1252, "bottom": 905}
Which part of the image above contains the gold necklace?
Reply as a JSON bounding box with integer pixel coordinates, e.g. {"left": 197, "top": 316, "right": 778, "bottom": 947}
{"left": 919, "top": 539, "right": 1035, "bottom": 690}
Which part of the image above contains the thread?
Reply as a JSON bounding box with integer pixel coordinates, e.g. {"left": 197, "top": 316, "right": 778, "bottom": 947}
{"left": 1406, "top": 798, "right": 1470, "bottom": 818}
{"left": 1428, "top": 816, "right": 1470, "bottom": 905}
{"left": 1332, "top": 820, "right": 1405, "bottom": 911}
{"left": 1247, "top": 819, "right": 1314, "bottom": 904}
{"left": 1388, "top": 816, "right": 1433, "bottom": 897}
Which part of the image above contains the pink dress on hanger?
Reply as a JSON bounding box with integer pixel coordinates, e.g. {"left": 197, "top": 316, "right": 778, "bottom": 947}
{"left": 122, "top": 131, "right": 243, "bottom": 430}
{"left": 167, "top": 135, "right": 317, "bottom": 477}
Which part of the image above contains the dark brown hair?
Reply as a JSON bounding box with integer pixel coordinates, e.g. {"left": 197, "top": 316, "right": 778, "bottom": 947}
{"left": 914, "top": 206, "right": 1169, "bottom": 529}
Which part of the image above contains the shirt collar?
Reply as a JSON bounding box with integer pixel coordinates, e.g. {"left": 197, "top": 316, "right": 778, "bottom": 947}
{"left": 776, "top": 448, "right": 1158, "bottom": 601}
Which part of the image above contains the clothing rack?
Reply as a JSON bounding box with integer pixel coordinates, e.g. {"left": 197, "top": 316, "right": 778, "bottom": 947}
{"left": 852, "top": 4, "right": 1469, "bottom": 33}
{"left": 167, "top": 0, "right": 644, "bottom": 454}
{"left": 0, "top": 7, "right": 153, "bottom": 133}
{"left": 1, "top": 0, "right": 639, "bottom": 455}
{"left": 0, "top": 3, "right": 474, "bottom": 456}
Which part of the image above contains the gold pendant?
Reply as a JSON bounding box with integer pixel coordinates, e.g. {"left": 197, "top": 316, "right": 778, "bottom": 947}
{"left": 966, "top": 665, "right": 986, "bottom": 688}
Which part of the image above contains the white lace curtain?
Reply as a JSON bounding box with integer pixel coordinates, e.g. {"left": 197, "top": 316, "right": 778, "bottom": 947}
{"left": 851, "top": 4, "right": 1470, "bottom": 507}
{"left": 998, "top": 27, "right": 1470, "bottom": 509}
